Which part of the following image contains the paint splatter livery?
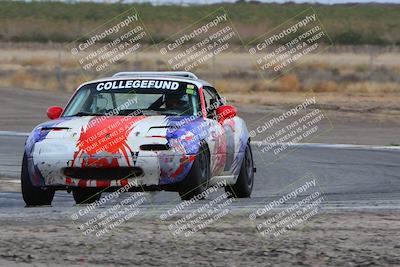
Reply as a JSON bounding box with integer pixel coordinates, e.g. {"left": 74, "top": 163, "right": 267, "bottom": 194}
{"left": 22, "top": 73, "right": 253, "bottom": 202}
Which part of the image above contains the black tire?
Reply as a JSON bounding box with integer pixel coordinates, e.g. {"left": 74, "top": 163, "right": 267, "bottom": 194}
{"left": 179, "top": 143, "right": 210, "bottom": 201}
{"left": 21, "top": 153, "right": 55, "bottom": 206}
{"left": 72, "top": 188, "right": 102, "bottom": 204}
{"left": 225, "top": 141, "right": 254, "bottom": 198}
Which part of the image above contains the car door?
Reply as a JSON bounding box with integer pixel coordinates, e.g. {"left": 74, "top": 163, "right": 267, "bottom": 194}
{"left": 202, "top": 86, "right": 235, "bottom": 176}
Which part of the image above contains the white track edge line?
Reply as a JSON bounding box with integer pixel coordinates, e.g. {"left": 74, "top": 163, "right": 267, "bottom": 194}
{"left": 0, "top": 131, "right": 30, "bottom": 137}
{"left": 251, "top": 141, "right": 400, "bottom": 151}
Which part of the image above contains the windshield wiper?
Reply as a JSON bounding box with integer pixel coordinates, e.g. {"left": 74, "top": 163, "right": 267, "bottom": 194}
{"left": 67, "top": 111, "right": 105, "bottom": 117}
{"left": 160, "top": 112, "right": 180, "bottom": 116}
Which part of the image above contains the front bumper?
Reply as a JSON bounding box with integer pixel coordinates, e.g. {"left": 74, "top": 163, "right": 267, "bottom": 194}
{"left": 28, "top": 152, "right": 196, "bottom": 188}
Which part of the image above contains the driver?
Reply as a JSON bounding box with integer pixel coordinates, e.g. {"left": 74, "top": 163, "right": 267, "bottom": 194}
{"left": 165, "top": 94, "right": 190, "bottom": 115}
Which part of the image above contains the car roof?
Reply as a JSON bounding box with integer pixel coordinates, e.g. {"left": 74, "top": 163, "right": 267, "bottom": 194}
{"left": 79, "top": 71, "right": 213, "bottom": 89}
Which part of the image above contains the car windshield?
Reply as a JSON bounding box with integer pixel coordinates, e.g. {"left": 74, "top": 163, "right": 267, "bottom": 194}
{"left": 63, "top": 79, "right": 201, "bottom": 117}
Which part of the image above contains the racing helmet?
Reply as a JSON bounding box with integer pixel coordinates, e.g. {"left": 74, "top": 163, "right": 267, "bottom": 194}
{"left": 165, "top": 93, "right": 190, "bottom": 110}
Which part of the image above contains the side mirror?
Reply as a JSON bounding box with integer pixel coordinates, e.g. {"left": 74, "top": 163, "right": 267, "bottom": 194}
{"left": 47, "top": 106, "right": 63, "bottom": 120}
{"left": 216, "top": 105, "right": 237, "bottom": 124}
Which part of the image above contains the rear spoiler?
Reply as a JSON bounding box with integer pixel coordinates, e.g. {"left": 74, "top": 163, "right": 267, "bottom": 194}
{"left": 112, "top": 71, "right": 198, "bottom": 80}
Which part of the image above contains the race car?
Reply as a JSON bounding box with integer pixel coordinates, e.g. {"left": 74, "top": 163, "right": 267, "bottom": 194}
{"left": 21, "top": 71, "right": 255, "bottom": 205}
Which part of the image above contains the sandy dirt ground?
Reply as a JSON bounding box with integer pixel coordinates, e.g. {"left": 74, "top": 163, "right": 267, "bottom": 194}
{"left": 0, "top": 212, "right": 399, "bottom": 266}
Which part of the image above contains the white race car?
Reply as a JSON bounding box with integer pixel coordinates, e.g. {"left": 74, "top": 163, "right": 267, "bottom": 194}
{"left": 22, "top": 71, "right": 255, "bottom": 205}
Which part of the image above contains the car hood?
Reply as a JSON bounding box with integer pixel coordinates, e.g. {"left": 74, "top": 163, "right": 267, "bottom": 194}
{"left": 26, "top": 115, "right": 207, "bottom": 157}
{"left": 31, "top": 115, "right": 201, "bottom": 139}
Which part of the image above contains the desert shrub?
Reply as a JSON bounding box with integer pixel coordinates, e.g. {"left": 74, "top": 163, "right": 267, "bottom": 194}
{"left": 277, "top": 74, "right": 300, "bottom": 91}
{"left": 311, "top": 80, "right": 339, "bottom": 92}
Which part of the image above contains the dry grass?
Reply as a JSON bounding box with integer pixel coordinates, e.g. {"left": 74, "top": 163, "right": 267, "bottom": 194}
{"left": 310, "top": 81, "right": 339, "bottom": 93}
{"left": 343, "top": 82, "right": 400, "bottom": 95}
{"left": 277, "top": 74, "right": 301, "bottom": 92}
{"left": 7, "top": 69, "right": 59, "bottom": 90}
{"left": 20, "top": 57, "right": 53, "bottom": 67}
{"left": 0, "top": 46, "right": 399, "bottom": 100}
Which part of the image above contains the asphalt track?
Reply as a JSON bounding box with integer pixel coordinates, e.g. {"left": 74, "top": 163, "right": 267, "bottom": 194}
{"left": 0, "top": 134, "right": 399, "bottom": 216}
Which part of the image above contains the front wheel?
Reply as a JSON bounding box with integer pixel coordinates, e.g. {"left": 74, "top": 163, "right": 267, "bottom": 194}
{"left": 225, "top": 141, "right": 254, "bottom": 198}
{"left": 72, "top": 188, "right": 102, "bottom": 204}
{"left": 179, "top": 144, "right": 210, "bottom": 201}
{"left": 21, "top": 153, "right": 55, "bottom": 206}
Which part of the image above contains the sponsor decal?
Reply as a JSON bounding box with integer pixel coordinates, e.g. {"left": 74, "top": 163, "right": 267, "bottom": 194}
{"left": 186, "top": 84, "right": 195, "bottom": 95}
{"left": 96, "top": 80, "right": 180, "bottom": 91}
{"left": 186, "top": 88, "right": 195, "bottom": 95}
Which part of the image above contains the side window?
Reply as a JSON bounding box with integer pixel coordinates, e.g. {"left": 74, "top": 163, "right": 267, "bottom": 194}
{"left": 203, "top": 86, "right": 222, "bottom": 119}
{"left": 203, "top": 89, "right": 213, "bottom": 110}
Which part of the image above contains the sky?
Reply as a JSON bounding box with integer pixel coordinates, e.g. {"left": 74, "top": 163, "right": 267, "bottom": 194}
{"left": 51, "top": 0, "right": 400, "bottom": 4}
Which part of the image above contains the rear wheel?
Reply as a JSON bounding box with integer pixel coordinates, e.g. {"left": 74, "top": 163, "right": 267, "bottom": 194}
{"left": 21, "top": 153, "right": 55, "bottom": 206}
{"left": 72, "top": 188, "right": 102, "bottom": 204}
{"left": 179, "top": 144, "right": 210, "bottom": 201}
{"left": 225, "top": 141, "right": 254, "bottom": 198}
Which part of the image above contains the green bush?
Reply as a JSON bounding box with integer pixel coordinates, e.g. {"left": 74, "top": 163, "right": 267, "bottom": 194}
{"left": 0, "top": 1, "right": 398, "bottom": 45}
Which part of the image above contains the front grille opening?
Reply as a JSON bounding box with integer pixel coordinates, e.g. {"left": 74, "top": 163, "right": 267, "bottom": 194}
{"left": 63, "top": 167, "right": 143, "bottom": 180}
{"left": 140, "top": 144, "right": 170, "bottom": 151}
